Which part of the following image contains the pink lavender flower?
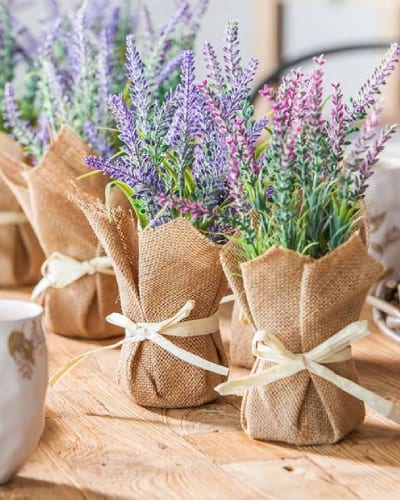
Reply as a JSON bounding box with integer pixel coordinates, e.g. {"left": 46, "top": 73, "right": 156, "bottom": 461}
{"left": 353, "top": 124, "right": 396, "bottom": 197}
{"left": 329, "top": 82, "right": 345, "bottom": 158}
{"left": 306, "top": 55, "right": 326, "bottom": 140}
{"left": 347, "top": 42, "right": 400, "bottom": 121}
{"left": 345, "top": 99, "right": 384, "bottom": 172}
{"left": 158, "top": 193, "right": 211, "bottom": 218}
{"left": 259, "top": 84, "right": 275, "bottom": 102}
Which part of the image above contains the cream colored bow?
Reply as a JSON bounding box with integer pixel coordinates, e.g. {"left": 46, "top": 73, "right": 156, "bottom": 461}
{"left": 50, "top": 300, "right": 228, "bottom": 387}
{"left": 0, "top": 211, "right": 28, "bottom": 225}
{"left": 31, "top": 251, "right": 115, "bottom": 299}
{"left": 216, "top": 320, "right": 400, "bottom": 425}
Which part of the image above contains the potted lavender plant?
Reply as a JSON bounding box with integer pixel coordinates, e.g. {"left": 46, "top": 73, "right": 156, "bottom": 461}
{"left": 209, "top": 45, "right": 400, "bottom": 444}
{"left": 0, "top": 3, "right": 44, "bottom": 287}
{"left": 77, "top": 21, "right": 263, "bottom": 408}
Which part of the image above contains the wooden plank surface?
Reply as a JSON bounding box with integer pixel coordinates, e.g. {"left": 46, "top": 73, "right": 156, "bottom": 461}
{"left": 0, "top": 292, "right": 399, "bottom": 499}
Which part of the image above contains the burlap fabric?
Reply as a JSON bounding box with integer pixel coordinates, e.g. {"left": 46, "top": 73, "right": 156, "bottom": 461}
{"left": 230, "top": 301, "right": 255, "bottom": 369}
{"left": 0, "top": 126, "right": 121, "bottom": 339}
{"left": 221, "top": 230, "right": 384, "bottom": 445}
{"left": 0, "top": 133, "right": 43, "bottom": 286}
{"left": 79, "top": 198, "right": 229, "bottom": 408}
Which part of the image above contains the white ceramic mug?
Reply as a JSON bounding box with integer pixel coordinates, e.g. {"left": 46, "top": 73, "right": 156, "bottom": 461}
{"left": 0, "top": 299, "right": 47, "bottom": 484}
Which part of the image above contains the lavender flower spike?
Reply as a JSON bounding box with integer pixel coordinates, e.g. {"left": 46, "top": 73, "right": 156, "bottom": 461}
{"left": 223, "top": 20, "right": 241, "bottom": 86}
{"left": 329, "top": 82, "right": 345, "bottom": 158}
{"left": 345, "top": 99, "right": 384, "bottom": 173}
{"left": 125, "top": 34, "right": 151, "bottom": 130}
{"left": 3, "top": 82, "right": 37, "bottom": 147}
{"left": 203, "top": 40, "right": 224, "bottom": 92}
{"left": 353, "top": 124, "right": 396, "bottom": 197}
{"left": 347, "top": 42, "right": 400, "bottom": 121}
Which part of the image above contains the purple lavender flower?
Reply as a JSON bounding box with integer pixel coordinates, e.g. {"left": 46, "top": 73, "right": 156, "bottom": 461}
{"left": 97, "top": 28, "right": 112, "bottom": 119}
{"left": 125, "top": 34, "right": 151, "bottom": 131}
{"left": 167, "top": 50, "right": 202, "bottom": 180}
{"left": 70, "top": 1, "right": 89, "bottom": 87}
{"left": 197, "top": 80, "right": 229, "bottom": 136}
{"left": 144, "top": 0, "right": 190, "bottom": 90}
{"left": 248, "top": 115, "right": 268, "bottom": 143}
{"left": 3, "top": 83, "right": 35, "bottom": 144}
{"left": 223, "top": 20, "right": 241, "bottom": 86}
{"left": 203, "top": 40, "right": 224, "bottom": 92}
{"left": 266, "top": 186, "right": 275, "bottom": 199}
{"left": 223, "top": 56, "right": 258, "bottom": 120}
{"left": 108, "top": 94, "right": 142, "bottom": 167}
{"left": 106, "top": 6, "right": 121, "bottom": 44}
{"left": 155, "top": 52, "right": 184, "bottom": 88}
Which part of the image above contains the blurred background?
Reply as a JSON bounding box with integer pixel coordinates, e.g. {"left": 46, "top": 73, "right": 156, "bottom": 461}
{"left": 18, "top": 0, "right": 400, "bottom": 121}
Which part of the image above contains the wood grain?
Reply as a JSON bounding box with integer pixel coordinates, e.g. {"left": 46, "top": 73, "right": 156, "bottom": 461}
{"left": 0, "top": 290, "right": 399, "bottom": 499}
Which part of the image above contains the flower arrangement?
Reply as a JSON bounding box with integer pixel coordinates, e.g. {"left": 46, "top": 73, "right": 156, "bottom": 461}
{"left": 3, "top": 0, "right": 137, "bottom": 161}
{"left": 204, "top": 44, "right": 400, "bottom": 260}
{"left": 86, "top": 20, "right": 264, "bottom": 243}
{"left": 4, "top": 0, "right": 208, "bottom": 163}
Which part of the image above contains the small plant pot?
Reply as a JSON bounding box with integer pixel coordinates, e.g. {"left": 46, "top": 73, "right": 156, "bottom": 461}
{"left": 0, "top": 299, "right": 47, "bottom": 484}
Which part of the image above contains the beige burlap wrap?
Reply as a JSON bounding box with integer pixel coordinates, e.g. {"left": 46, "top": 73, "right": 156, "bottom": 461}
{"left": 79, "top": 198, "right": 229, "bottom": 408}
{"left": 0, "top": 126, "right": 121, "bottom": 339}
{"left": 221, "top": 230, "right": 384, "bottom": 445}
{"left": 230, "top": 301, "right": 255, "bottom": 369}
{"left": 0, "top": 133, "right": 43, "bottom": 286}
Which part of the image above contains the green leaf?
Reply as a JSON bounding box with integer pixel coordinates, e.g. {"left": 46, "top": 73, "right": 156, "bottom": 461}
{"left": 76, "top": 170, "right": 102, "bottom": 181}
{"left": 162, "top": 158, "right": 178, "bottom": 184}
{"left": 184, "top": 168, "right": 196, "bottom": 195}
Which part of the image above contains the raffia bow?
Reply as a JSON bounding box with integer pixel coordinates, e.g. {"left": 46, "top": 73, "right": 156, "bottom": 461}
{"left": 50, "top": 300, "right": 228, "bottom": 387}
{"left": 31, "top": 251, "right": 115, "bottom": 299}
{"left": 216, "top": 320, "right": 400, "bottom": 425}
{"left": 0, "top": 211, "right": 28, "bottom": 225}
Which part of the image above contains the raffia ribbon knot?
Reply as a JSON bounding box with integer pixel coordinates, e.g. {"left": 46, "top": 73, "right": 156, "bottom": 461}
{"left": 50, "top": 300, "right": 228, "bottom": 387}
{"left": 216, "top": 320, "right": 400, "bottom": 425}
{"left": 31, "top": 251, "right": 115, "bottom": 299}
{"left": 0, "top": 211, "right": 28, "bottom": 225}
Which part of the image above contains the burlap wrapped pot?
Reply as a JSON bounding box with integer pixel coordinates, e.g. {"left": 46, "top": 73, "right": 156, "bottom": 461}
{"left": 221, "top": 229, "right": 384, "bottom": 445}
{"left": 79, "top": 198, "right": 229, "bottom": 408}
{"left": 0, "top": 126, "right": 121, "bottom": 339}
{"left": 230, "top": 301, "right": 255, "bottom": 369}
{"left": 0, "top": 133, "right": 43, "bottom": 286}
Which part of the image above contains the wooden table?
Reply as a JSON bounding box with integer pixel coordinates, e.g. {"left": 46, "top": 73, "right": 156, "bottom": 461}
{"left": 1, "top": 291, "right": 400, "bottom": 499}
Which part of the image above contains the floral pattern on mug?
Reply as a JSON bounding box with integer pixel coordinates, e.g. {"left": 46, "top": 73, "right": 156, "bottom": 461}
{"left": 8, "top": 320, "right": 45, "bottom": 380}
